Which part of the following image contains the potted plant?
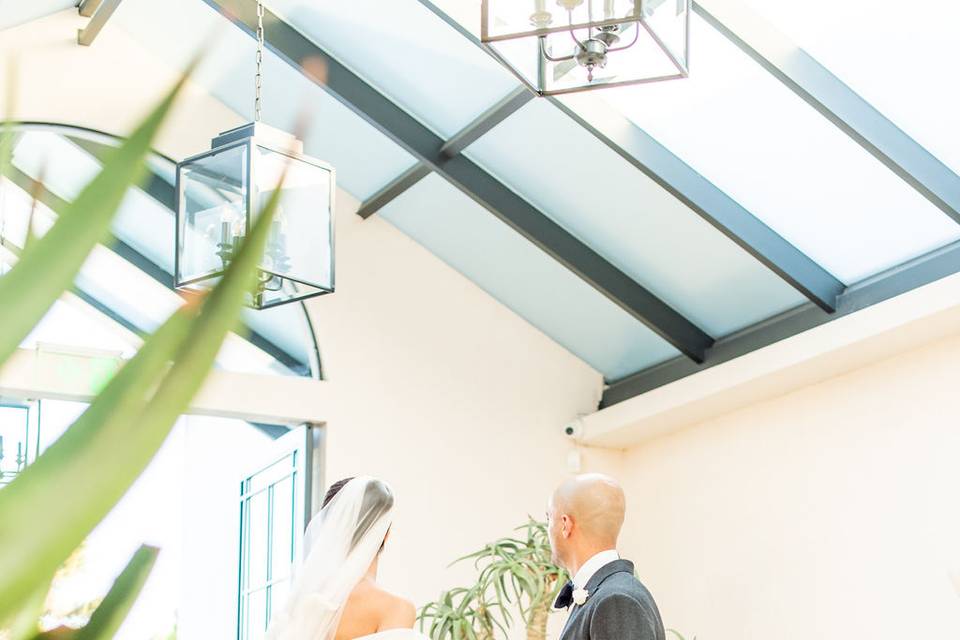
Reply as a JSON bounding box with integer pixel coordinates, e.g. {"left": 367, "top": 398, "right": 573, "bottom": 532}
{"left": 420, "top": 519, "right": 568, "bottom": 640}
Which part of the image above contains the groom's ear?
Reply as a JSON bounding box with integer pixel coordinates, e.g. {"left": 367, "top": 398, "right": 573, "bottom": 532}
{"left": 561, "top": 514, "right": 574, "bottom": 539}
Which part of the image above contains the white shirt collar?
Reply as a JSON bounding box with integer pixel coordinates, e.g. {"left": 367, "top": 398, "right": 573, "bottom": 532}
{"left": 572, "top": 549, "right": 620, "bottom": 589}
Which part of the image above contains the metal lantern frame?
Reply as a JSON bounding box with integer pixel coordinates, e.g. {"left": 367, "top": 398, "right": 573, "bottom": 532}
{"left": 480, "top": 0, "right": 691, "bottom": 96}
{"left": 174, "top": 123, "right": 337, "bottom": 310}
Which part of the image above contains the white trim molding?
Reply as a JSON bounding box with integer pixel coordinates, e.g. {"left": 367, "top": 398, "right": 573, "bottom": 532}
{"left": 583, "top": 270, "right": 960, "bottom": 449}
{"left": 0, "top": 346, "right": 330, "bottom": 426}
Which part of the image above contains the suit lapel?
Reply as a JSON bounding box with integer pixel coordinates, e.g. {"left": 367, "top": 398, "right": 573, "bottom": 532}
{"left": 559, "top": 560, "right": 636, "bottom": 640}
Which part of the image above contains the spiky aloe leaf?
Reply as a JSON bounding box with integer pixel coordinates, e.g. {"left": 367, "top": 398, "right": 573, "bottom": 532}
{"left": 0, "top": 64, "right": 191, "bottom": 365}
{"left": 72, "top": 546, "right": 159, "bottom": 640}
{"left": 3, "top": 578, "right": 50, "bottom": 640}
{"left": 0, "top": 159, "right": 283, "bottom": 620}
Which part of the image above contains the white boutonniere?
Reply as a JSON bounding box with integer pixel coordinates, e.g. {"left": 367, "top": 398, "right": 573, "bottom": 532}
{"left": 572, "top": 587, "right": 590, "bottom": 606}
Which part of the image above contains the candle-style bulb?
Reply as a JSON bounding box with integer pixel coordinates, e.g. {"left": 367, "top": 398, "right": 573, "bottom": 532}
{"left": 604, "top": 0, "right": 615, "bottom": 19}
{"left": 531, "top": 0, "right": 553, "bottom": 27}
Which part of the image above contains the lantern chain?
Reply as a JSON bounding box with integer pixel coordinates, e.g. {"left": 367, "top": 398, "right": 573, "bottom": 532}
{"left": 255, "top": 0, "right": 265, "bottom": 122}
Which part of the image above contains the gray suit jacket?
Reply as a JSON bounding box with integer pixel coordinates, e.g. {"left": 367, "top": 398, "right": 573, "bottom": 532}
{"left": 558, "top": 560, "right": 665, "bottom": 640}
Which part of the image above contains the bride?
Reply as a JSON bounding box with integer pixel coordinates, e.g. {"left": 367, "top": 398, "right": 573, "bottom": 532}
{"left": 265, "top": 476, "right": 429, "bottom": 640}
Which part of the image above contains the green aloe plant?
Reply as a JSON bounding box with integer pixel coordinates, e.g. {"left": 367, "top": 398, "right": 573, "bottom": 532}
{"left": 0, "top": 65, "right": 287, "bottom": 638}
{"left": 420, "top": 519, "right": 567, "bottom": 640}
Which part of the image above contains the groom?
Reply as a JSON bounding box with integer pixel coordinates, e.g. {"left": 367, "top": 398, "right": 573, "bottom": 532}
{"left": 548, "top": 474, "right": 665, "bottom": 640}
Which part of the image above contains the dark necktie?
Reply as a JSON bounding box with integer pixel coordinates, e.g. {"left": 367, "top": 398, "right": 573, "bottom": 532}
{"left": 553, "top": 580, "right": 575, "bottom": 610}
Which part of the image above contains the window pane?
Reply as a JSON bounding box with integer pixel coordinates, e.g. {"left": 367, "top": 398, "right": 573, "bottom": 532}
{"left": 270, "top": 476, "right": 295, "bottom": 582}
{"left": 246, "top": 588, "right": 268, "bottom": 640}
{"left": 0, "top": 405, "right": 30, "bottom": 483}
{"left": 246, "top": 492, "right": 269, "bottom": 590}
{"left": 465, "top": 98, "right": 804, "bottom": 336}
{"left": 379, "top": 173, "right": 679, "bottom": 380}
{"left": 246, "top": 454, "right": 296, "bottom": 496}
{"left": 269, "top": 579, "right": 290, "bottom": 625}
{"left": 740, "top": 0, "right": 960, "bottom": 175}
{"left": 267, "top": 0, "right": 521, "bottom": 137}
{"left": 591, "top": 14, "right": 960, "bottom": 283}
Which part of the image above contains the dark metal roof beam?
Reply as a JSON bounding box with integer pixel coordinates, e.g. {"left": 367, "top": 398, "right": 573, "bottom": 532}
{"left": 693, "top": 0, "right": 960, "bottom": 225}
{"left": 356, "top": 87, "right": 531, "bottom": 219}
{"left": 356, "top": 164, "right": 431, "bottom": 220}
{"left": 603, "top": 238, "right": 960, "bottom": 406}
{"left": 77, "top": 0, "right": 124, "bottom": 47}
{"left": 440, "top": 87, "right": 533, "bottom": 158}
{"left": 204, "top": 0, "right": 714, "bottom": 362}
{"left": 551, "top": 97, "right": 844, "bottom": 312}
{"left": 409, "top": 0, "right": 843, "bottom": 312}
{"left": 78, "top": 0, "right": 103, "bottom": 18}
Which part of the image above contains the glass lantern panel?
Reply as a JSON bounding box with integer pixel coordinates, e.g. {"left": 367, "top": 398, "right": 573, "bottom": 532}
{"left": 251, "top": 146, "right": 334, "bottom": 309}
{"left": 643, "top": 0, "right": 689, "bottom": 68}
{"left": 484, "top": 0, "right": 642, "bottom": 40}
{"left": 177, "top": 143, "right": 249, "bottom": 287}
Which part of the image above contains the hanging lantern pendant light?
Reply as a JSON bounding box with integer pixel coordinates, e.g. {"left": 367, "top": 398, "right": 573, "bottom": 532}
{"left": 175, "top": 0, "right": 336, "bottom": 310}
{"left": 481, "top": 0, "right": 691, "bottom": 96}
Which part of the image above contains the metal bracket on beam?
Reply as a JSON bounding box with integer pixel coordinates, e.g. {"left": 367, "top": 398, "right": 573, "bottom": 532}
{"left": 357, "top": 164, "right": 432, "bottom": 219}
{"left": 358, "top": 88, "right": 532, "bottom": 220}
{"left": 440, "top": 87, "right": 533, "bottom": 158}
{"left": 77, "top": 0, "right": 123, "bottom": 47}
{"left": 78, "top": 0, "right": 103, "bottom": 18}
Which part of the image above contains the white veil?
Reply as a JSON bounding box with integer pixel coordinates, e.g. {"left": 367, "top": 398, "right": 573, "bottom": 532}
{"left": 265, "top": 476, "right": 395, "bottom": 640}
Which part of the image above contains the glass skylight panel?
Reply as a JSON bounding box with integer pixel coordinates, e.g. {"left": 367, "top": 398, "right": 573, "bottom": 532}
{"left": 112, "top": 0, "right": 418, "bottom": 201}
{"left": 0, "top": 177, "right": 54, "bottom": 246}
{"left": 241, "top": 303, "right": 316, "bottom": 375}
{"left": 591, "top": 14, "right": 960, "bottom": 284}
{"left": 739, "top": 0, "right": 960, "bottom": 175}
{"left": 464, "top": 98, "right": 804, "bottom": 336}
{"left": 75, "top": 246, "right": 181, "bottom": 333}
{"left": 21, "top": 299, "right": 138, "bottom": 357}
{"left": 0, "top": 0, "right": 77, "bottom": 31}
{"left": 266, "top": 0, "right": 522, "bottom": 138}
{"left": 12, "top": 132, "right": 177, "bottom": 272}
{"left": 12, "top": 131, "right": 98, "bottom": 201}
{"left": 379, "top": 173, "right": 680, "bottom": 380}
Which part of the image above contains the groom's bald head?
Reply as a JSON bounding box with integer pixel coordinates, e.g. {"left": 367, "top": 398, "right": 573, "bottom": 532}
{"left": 554, "top": 474, "right": 626, "bottom": 545}
{"left": 548, "top": 474, "right": 626, "bottom": 571}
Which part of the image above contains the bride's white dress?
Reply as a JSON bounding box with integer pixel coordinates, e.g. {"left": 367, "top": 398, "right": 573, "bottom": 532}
{"left": 265, "top": 477, "right": 428, "bottom": 640}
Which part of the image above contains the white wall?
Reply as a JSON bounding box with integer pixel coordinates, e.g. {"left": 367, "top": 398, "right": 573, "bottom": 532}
{"left": 308, "top": 192, "right": 617, "bottom": 615}
{"left": 0, "top": 10, "right": 242, "bottom": 159}
{"left": 619, "top": 331, "right": 960, "bottom": 639}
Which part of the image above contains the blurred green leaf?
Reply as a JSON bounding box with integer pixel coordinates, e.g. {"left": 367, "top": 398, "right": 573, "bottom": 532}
{"left": 0, "top": 146, "right": 282, "bottom": 620}
{"left": 0, "top": 67, "right": 190, "bottom": 365}
{"left": 3, "top": 577, "right": 50, "bottom": 640}
{"left": 73, "top": 546, "right": 159, "bottom": 640}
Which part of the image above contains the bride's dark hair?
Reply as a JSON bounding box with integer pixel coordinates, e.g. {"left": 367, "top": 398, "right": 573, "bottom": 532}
{"left": 323, "top": 477, "right": 394, "bottom": 552}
